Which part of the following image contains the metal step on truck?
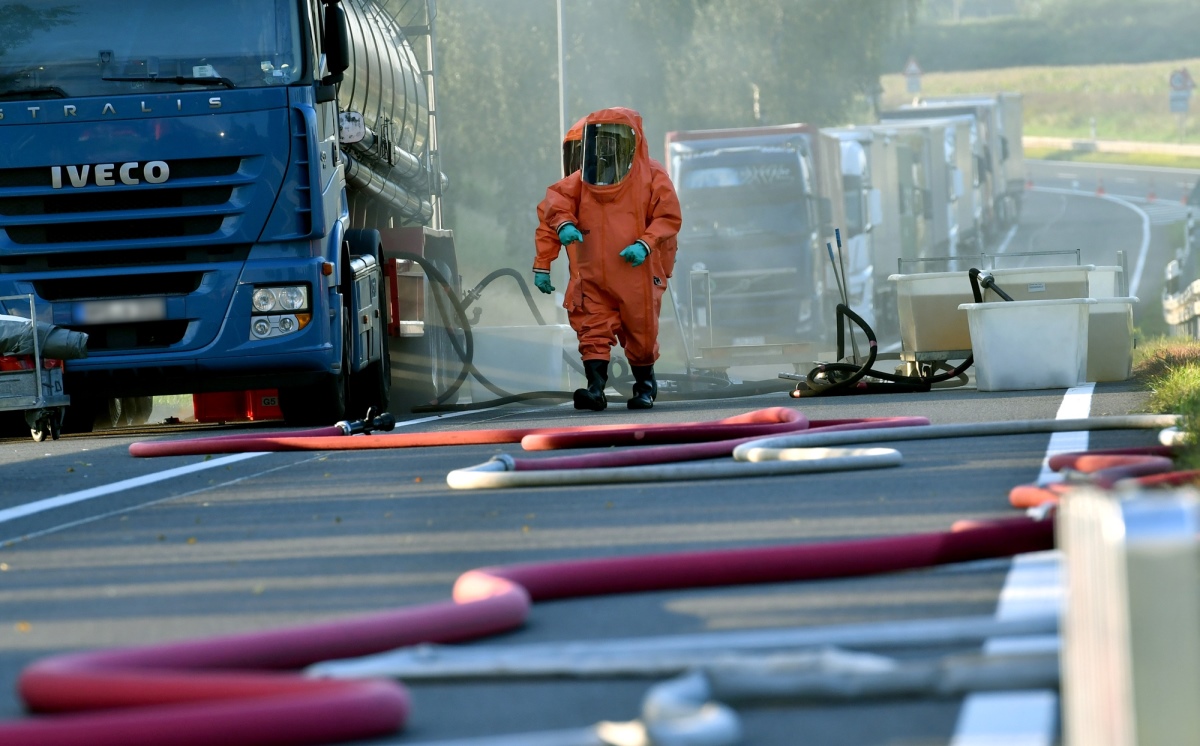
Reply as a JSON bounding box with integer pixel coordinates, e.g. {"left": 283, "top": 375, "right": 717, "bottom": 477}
{"left": 0, "top": 0, "right": 460, "bottom": 431}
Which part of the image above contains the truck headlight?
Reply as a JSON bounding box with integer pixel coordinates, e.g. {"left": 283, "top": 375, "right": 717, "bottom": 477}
{"left": 249, "top": 285, "right": 311, "bottom": 340}
{"left": 252, "top": 285, "right": 309, "bottom": 314}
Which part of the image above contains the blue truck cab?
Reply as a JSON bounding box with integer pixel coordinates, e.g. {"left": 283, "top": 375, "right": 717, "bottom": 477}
{"left": 0, "top": 0, "right": 444, "bottom": 429}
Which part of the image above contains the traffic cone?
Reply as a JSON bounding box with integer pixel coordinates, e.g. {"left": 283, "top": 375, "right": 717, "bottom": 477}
{"left": 1147, "top": 180, "right": 1157, "bottom": 203}
{"left": 1096, "top": 178, "right": 1105, "bottom": 196}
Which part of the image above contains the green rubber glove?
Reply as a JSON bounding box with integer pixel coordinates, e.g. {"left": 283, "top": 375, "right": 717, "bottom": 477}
{"left": 533, "top": 272, "right": 555, "bottom": 294}
{"left": 558, "top": 223, "right": 584, "bottom": 245}
{"left": 619, "top": 242, "right": 648, "bottom": 267}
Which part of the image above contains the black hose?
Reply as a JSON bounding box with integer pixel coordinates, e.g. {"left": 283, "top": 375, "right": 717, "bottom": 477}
{"left": 461, "top": 266, "right": 586, "bottom": 377}
{"left": 392, "top": 252, "right": 567, "bottom": 409}
{"left": 791, "top": 269, "right": 1001, "bottom": 398}
{"left": 395, "top": 255, "right": 795, "bottom": 413}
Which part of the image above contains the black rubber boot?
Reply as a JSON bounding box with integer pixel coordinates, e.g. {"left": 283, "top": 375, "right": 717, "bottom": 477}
{"left": 627, "top": 364, "right": 657, "bottom": 410}
{"left": 573, "top": 359, "right": 609, "bottom": 411}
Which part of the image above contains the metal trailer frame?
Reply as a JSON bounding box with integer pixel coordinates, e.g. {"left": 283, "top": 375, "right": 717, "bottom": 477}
{"left": 0, "top": 295, "right": 70, "bottom": 441}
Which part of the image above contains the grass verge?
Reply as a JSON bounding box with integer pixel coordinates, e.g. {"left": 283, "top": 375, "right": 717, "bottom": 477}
{"left": 880, "top": 57, "right": 1200, "bottom": 146}
{"left": 1133, "top": 336, "right": 1200, "bottom": 466}
{"left": 1024, "top": 147, "right": 1200, "bottom": 171}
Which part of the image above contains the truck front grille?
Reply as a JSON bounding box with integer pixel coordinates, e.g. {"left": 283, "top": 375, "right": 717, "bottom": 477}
{"left": 79, "top": 321, "right": 191, "bottom": 351}
{"left": 34, "top": 272, "right": 204, "bottom": 301}
{"left": 7, "top": 216, "right": 225, "bottom": 245}
{"left": 0, "top": 243, "right": 250, "bottom": 273}
{"left": 0, "top": 157, "right": 246, "bottom": 246}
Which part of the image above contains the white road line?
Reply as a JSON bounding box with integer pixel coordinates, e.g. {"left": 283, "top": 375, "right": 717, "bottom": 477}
{"left": 0, "top": 455, "right": 326, "bottom": 548}
{"left": 949, "top": 383, "right": 1094, "bottom": 746}
{"left": 1027, "top": 186, "right": 1150, "bottom": 297}
{"left": 0, "top": 409, "right": 483, "bottom": 529}
{"left": 0, "top": 453, "right": 266, "bottom": 525}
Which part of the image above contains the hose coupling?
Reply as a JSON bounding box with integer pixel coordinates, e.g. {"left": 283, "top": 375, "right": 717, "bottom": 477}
{"left": 336, "top": 409, "right": 398, "bottom": 435}
{"left": 488, "top": 453, "right": 517, "bottom": 471}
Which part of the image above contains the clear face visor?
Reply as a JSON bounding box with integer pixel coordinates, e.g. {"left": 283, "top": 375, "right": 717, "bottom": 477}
{"left": 563, "top": 139, "right": 583, "bottom": 176}
{"left": 582, "top": 123, "right": 636, "bottom": 186}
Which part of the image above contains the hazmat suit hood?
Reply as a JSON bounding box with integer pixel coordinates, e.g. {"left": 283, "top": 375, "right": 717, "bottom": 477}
{"left": 579, "top": 107, "right": 650, "bottom": 204}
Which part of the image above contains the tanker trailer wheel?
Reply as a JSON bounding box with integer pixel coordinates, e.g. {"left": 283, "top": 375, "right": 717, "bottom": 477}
{"left": 278, "top": 312, "right": 351, "bottom": 426}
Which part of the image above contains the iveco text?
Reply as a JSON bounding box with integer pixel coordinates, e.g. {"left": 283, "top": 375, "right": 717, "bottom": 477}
{"left": 50, "top": 161, "right": 169, "bottom": 189}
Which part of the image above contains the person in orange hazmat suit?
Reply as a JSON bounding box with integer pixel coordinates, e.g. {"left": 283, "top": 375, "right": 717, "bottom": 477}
{"left": 531, "top": 107, "right": 682, "bottom": 411}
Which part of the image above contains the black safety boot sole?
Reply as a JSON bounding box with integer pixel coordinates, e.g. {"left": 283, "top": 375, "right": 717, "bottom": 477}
{"left": 626, "top": 393, "right": 653, "bottom": 410}
{"left": 573, "top": 388, "right": 607, "bottom": 411}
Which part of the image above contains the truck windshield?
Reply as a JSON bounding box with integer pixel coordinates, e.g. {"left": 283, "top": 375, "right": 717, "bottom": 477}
{"left": 678, "top": 155, "right": 811, "bottom": 237}
{"left": 0, "top": 0, "right": 303, "bottom": 99}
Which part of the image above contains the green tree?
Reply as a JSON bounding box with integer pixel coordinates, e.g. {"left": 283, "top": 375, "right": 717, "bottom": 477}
{"left": 434, "top": 0, "right": 916, "bottom": 274}
{"left": 665, "top": 0, "right": 916, "bottom": 129}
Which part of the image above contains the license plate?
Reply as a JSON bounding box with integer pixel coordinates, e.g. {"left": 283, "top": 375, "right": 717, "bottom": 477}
{"left": 73, "top": 297, "right": 167, "bottom": 324}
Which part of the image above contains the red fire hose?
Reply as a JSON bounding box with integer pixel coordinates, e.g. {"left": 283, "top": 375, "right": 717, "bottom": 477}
{"left": 1010, "top": 447, "right": 1185, "bottom": 508}
{"left": 129, "top": 407, "right": 809, "bottom": 458}
{"left": 4, "top": 518, "right": 1052, "bottom": 746}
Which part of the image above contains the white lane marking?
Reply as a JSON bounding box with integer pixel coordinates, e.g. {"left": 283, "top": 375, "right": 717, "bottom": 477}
{"left": 1027, "top": 186, "right": 1150, "bottom": 297}
{"left": 949, "top": 383, "right": 1094, "bottom": 746}
{"left": 0, "top": 409, "right": 484, "bottom": 529}
{"left": 0, "top": 453, "right": 265, "bottom": 525}
{"left": 0, "top": 454, "right": 326, "bottom": 548}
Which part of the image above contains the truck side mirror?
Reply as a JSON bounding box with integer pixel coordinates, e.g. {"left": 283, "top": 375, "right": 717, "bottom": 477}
{"left": 322, "top": 0, "right": 351, "bottom": 84}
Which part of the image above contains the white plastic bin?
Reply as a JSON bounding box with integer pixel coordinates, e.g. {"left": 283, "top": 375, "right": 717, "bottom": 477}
{"left": 959, "top": 298, "right": 1095, "bottom": 391}
{"left": 468, "top": 325, "right": 570, "bottom": 401}
{"left": 889, "top": 271, "right": 975, "bottom": 354}
{"left": 984, "top": 265, "right": 1095, "bottom": 302}
{"left": 1088, "top": 266, "right": 1124, "bottom": 299}
{"left": 1087, "top": 297, "right": 1138, "bottom": 382}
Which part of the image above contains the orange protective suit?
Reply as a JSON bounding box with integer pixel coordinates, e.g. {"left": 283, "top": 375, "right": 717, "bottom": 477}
{"left": 533, "top": 107, "right": 681, "bottom": 366}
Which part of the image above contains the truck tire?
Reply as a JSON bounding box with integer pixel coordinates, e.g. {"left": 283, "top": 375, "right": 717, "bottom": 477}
{"left": 349, "top": 346, "right": 391, "bottom": 419}
{"left": 114, "top": 396, "right": 154, "bottom": 426}
{"left": 58, "top": 392, "right": 103, "bottom": 434}
{"left": 279, "top": 313, "right": 350, "bottom": 426}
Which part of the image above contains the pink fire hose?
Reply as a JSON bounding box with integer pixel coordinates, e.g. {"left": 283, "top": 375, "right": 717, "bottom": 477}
{"left": 3, "top": 518, "right": 1052, "bottom": 746}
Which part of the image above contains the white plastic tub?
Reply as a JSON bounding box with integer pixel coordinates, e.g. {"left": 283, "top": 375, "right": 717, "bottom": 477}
{"left": 1087, "top": 297, "right": 1137, "bottom": 382}
{"left": 958, "top": 298, "right": 1096, "bottom": 391}
{"left": 468, "top": 324, "right": 570, "bottom": 401}
{"left": 889, "top": 272, "right": 975, "bottom": 354}
{"left": 1088, "top": 266, "right": 1124, "bottom": 299}
{"left": 984, "top": 265, "right": 1095, "bottom": 302}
